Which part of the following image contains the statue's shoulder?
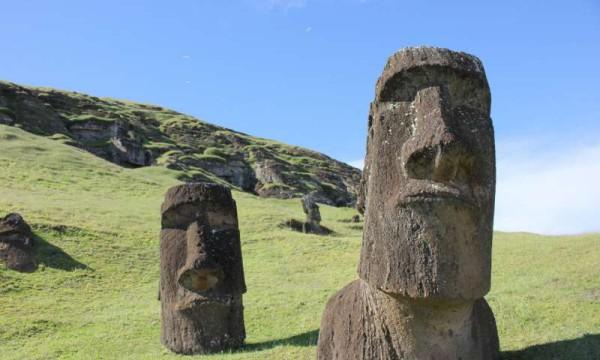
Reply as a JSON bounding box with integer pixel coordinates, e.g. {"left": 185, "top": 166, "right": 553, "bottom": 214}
{"left": 317, "top": 280, "right": 372, "bottom": 360}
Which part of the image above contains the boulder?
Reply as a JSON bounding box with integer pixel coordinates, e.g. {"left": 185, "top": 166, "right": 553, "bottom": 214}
{"left": 0, "top": 213, "right": 36, "bottom": 272}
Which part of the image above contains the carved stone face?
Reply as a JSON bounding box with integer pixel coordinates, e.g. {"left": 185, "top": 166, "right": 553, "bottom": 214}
{"left": 160, "top": 183, "right": 245, "bottom": 354}
{"left": 358, "top": 48, "right": 496, "bottom": 300}
{"left": 160, "top": 184, "right": 245, "bottom": 310}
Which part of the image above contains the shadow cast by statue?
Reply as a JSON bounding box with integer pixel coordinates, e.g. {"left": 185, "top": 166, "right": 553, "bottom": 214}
{"left": 236, "top": 329, "right": 319, "bottom": 353}
{"left": 502, "top": 333, "right": 599, "bottom": 360}
{"left": 34, "top": 234, "right": 90, "bottom": 271}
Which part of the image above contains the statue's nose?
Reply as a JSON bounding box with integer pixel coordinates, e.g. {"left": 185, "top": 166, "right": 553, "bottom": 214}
{"left": 402, "top": 86, "right": 474, "bottom": 183}
{"left": 177, "top": 222, "right": 223, "bottom": 292}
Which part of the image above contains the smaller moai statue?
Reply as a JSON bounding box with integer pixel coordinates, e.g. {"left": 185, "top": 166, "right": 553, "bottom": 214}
{"left": 301, "top": 193, "right": 322, "bottom": 233}
{"left": 159, "top": 183, "right": 246, "bottom": 355}
{"left": 317, "top": 47, "right": 500, "bottom": 359}
{"left": 0, "top": 213, "right": 36, "bottom": 272}
{"left": 283, "top": 193, "right": 331, "bottom": 234}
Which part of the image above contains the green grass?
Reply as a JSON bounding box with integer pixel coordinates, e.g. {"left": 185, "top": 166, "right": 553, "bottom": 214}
{"left": 0, "top": 106, "right": 15, "bottom": 118}
{"left": 0, "top": 124, "right": 598, "bottom": 359}
{"left": 204, "top": 147, "right": 229, "bottom": 158}
{"left": 260, "top": 182, "right": 293, "bottom": 191}
{"left": 66, "top": 114, "right": 115, "bottom": 124}
{"left": 196, "top": 154, "right": 227, "bottom": 163}
{"left": 1, "top": 81, "right": 361, "bottom": 203}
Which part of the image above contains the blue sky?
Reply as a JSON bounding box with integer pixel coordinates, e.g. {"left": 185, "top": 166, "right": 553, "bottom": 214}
{"left": 2, "top": 0, "right": 599, "bottom": 234}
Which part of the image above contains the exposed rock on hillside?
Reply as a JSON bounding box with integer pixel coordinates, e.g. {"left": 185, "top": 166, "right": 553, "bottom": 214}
{"left": 0, "top": 81, "right": 361, "bottom": 206}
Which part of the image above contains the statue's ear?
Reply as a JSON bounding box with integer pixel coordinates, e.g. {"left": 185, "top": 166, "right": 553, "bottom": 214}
{"left": 356, "top": 111, "right": 374, "bottom": 215}
{"left": 356, "top": 177, "right": 366, "bottom": 215}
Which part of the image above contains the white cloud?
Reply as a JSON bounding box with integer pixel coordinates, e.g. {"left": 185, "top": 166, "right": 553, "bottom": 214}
{"left": 495, "top": 139, "right": 600, "bottom": 235}
{"left": 346, "top": 139, "right": 600, "bottom": 235}
{"left": 181, "top": 55, "right": 191, "bottom": 60}
{"left": 305, "top": 26, "right": 312, "bottom": 32}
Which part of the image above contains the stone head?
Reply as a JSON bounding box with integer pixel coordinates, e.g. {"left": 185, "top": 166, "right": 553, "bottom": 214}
{"left": 358, "top": 47, "right": 495, "bottom": 300}
{"left": 160, "top": 183, "right": 246, "bottom": 313}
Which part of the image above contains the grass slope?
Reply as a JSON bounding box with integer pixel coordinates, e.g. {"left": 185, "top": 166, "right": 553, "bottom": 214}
{"left": 0, "top": 124, "right": 598, "bottom": 359}
{"left": 0, "top": 81, "right": 361, "bottom": 205}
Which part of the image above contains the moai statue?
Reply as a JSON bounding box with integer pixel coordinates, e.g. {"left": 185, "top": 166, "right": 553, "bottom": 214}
{"left": 301, "top": 193, "right": 322, "bottom": 233}
{"left": 317, "top": 47, "right": 500, "bottom": 360}
{"left": 0, "top": 213, "right": 36, "bottom": 272}
{"left": 159, "top": 183, "right": 246, "bottom": 354}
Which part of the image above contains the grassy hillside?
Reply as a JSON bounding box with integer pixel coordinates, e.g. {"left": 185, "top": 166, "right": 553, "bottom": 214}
{"left": 0, "top": 124, "right": 598, "bottom": 359}
{"left": 0, "top": 81, "right": 361, "bottom": 206}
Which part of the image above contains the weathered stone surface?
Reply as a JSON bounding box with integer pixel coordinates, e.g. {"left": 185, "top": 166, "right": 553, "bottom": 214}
{"left": 318, "top": 47, "right": 499, "bottom": 359}
{"left": 302, "top": 193, "right": 321, "bottom": 226}
{"left": 0, "top": 80, "right": 361, "bottom": 206}
{"left": 359, "top": 46, "right": 495, "bottom": 299}
{"left": 0, "top": 111, "right": 15, "bottom": 125}
{"left": 0, "top": 83, "right": 67, "bottom": 136}
{"left": 282, "top": 193, "right": 332, "bottom": 235}
{"left": 317, "top": 280, "right": 500, "bottom": 360}
{"left": 253, "top": 158, "right": 295, "bottom": 199}
{"left": 0, "top": 213, "right": 36, "bottom": 272}
{"left": 195, "top": 157, "right": 257, "bottom": 191}
{"left": 110, "top": 121, "right": 152, "bottom": 166}
{"left": 67, "top": 119, "right": 152, "bottom": 167}
{"left": 160, "top": 183, "right": 246, "bottom": 354}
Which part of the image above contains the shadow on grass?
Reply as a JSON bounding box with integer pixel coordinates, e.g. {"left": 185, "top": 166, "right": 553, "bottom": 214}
{"left": 237, "top": 329, "right": 319, "bottom": 353}
{"left": 34, "top": 235, "right": 90, "bottom": 271}
{"left": 502, "top": 334, "right": 600, "bottom": 360}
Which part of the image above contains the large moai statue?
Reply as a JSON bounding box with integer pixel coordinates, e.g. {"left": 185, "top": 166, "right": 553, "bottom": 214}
{"left": 159, "top": 183, "right": 246, "bottom": 355}
{"left": 0, "top": 213, "right": 36, "bottom": 272}
{"left": 318, "top": 47, "right": 500, "bottom": 359}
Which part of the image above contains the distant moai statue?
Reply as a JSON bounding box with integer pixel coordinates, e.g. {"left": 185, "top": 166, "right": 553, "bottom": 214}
{"left": 283, "top": 192, "right": 331, "bottom": 234}
{"left": 0, "top": 213, "right": 36, "bottom": 272}
{"left": 317, "top": 47, "right": 500, "bottom": 359}
{"left": 159, "top": 183, "right": 246, "bottom": 354}
{"left": 301, "top": 193, "right": 322, "bottom": 233}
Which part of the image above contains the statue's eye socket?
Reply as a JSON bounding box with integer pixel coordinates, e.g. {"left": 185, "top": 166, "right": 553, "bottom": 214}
{"left": 178, "top": 268, "right": 223, "bottom": 292}
{"left": 161, "top": 204, "right": 201, "bottom": 229}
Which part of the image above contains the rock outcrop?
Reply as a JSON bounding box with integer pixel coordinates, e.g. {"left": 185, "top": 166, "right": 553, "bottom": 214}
{"left": 0, "top": 80, "right": 360, "bottom": 205}
{"left": 159, "top": 183, "right": 246, "bottom": 354}
{"left": 317, "top": 47, "right": 500, "bottom": 360}
{"left": 67, "top": 118, "right": 152, "bottom": 167}
{"left": 0, "top": 213, "right": 36, "bottom": 272}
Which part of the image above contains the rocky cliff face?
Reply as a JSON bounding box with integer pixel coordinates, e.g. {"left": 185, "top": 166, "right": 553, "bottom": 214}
{"left": 0, "top": 81, "right": 361, "bottom": 206}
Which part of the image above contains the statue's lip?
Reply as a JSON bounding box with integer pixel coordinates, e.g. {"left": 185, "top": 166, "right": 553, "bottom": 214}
{"left": 176, "top": 294, "right": 233, "bottom": 311}
{"left": 401, "top": 182, "right": 475, "bottom": 207}
{"left": 187, "top": 297, "right": 229, "bottom": 307}
{"left": 405, "top": 191, "right": 471, "bottom": 205}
